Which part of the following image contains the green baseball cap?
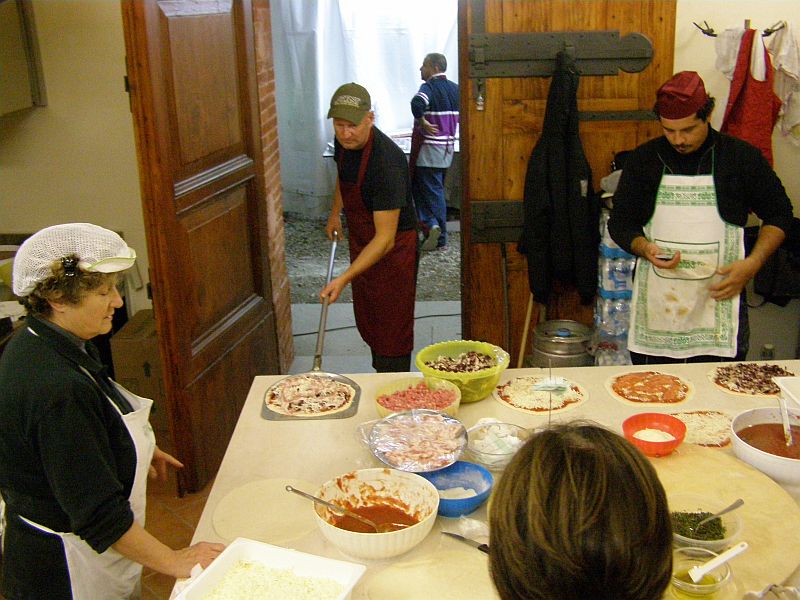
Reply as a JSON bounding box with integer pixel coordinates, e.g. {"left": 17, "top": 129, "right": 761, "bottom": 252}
{"left": 327, "top": 82, "right": 371, "bottom": 124}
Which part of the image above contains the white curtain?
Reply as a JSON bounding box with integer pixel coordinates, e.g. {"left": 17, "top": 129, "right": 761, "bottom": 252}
{"left": 270, "top": 0, "right": 458, "bottom": 215}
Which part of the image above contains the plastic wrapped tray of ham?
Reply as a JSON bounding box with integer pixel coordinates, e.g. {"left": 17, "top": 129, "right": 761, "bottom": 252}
{"left": 362, "top": 409, "right": 468, "bottom": 473}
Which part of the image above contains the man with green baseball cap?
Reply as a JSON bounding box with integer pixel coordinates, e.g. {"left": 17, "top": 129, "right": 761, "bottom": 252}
{"left": 321, "top": 83, "right": 419, "bottom": 373}
{"left": 327, "top": 82, "right": 371, "bottom": 124}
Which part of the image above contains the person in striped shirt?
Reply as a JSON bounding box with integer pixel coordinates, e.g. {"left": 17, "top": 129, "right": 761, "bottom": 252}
{"left": 410, "top": 52, "right": 459, "bottom": 251}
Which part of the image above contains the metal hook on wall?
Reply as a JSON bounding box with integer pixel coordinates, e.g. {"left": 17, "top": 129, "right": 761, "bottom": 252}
{"left": 474, "top": 78, "right": 485, "bottom": 111}
{"left": 692, "top": 20, "right": 717, "bottom": 37}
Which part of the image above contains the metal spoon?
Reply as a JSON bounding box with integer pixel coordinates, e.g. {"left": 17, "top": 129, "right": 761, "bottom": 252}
{"left": 694, "top": 498, "right": 745, "bottom": 533}
{"left": 285, "top": 485, "right": 410, "bottom": 533}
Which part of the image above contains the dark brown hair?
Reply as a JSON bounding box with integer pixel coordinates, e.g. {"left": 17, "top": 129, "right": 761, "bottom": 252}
{"left": 489, "top": 422, "right": 672, "bottom": 600}
{"left": 23, "top": 254, "right": 117, "bottom": 317}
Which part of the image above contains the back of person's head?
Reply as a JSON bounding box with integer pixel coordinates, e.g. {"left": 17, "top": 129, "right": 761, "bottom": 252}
{"left": 426, "top": 52, "right": 447, "bottom": 72}
{"left": 489, "top": 422, "right": 672, "bottom": 600}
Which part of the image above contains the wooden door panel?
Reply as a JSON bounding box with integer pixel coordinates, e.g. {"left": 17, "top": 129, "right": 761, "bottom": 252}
{"left": 122, "top": 0, "right": 279, "bottom": 492}
{"left": 168, "top": 13, "right": 242, "bottom": 168}
{"left": 461, "top": 0, "right": 676, "bottom": 356}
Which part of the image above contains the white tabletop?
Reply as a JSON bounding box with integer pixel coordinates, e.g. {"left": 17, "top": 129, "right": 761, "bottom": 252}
{"left": 187, "top": 361, "right": 800, "bottom": 597}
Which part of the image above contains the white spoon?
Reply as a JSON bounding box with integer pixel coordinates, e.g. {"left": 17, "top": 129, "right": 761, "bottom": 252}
{"left": 688, "top": 541, "right": 749, "bottom": 584}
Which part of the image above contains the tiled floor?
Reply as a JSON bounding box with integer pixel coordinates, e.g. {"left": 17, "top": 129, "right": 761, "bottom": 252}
{"left": 139, "top": 300, "right": 462, "bottom": 599}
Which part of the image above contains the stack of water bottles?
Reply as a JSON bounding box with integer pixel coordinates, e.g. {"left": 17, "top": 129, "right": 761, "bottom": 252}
{"left": 594, "top": 209, "right": 635, "bottom": 365}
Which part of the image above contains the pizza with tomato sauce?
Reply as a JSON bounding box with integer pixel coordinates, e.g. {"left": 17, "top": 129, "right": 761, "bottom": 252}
{"left": 606, "top": 371, "right": 692, "bottom": 405}
{"left": 265, "top": 374, "right": 356, "bottom": 417}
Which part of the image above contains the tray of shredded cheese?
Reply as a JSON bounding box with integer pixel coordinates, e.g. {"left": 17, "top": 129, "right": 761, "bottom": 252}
{"left": 175, "top": 537, "right": 365, "bottom": 600}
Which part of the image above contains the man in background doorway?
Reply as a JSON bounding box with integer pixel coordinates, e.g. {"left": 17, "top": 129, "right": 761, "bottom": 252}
{"left": 410, "top": 52, "right": 459, "bottom": 251}
{"left": 608, "top": 71, "right": 792, "bottom": 364}
{"left": 322, "top": 83, "right": 418, "bottom": 373}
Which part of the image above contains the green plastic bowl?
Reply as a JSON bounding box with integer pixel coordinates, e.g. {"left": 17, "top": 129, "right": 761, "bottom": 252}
{"left": 415, "top": 340, "right": 510, "bottom": 403}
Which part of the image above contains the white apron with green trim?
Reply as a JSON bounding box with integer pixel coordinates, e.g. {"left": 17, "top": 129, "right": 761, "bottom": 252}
{"left": 628, "top": 170, "right": 744, "bottom": 358}
{"left": 17, "top": 371, "right": 156, "bottom": 600}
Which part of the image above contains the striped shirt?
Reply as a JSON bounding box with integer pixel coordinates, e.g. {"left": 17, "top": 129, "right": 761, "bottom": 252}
{"left": 411, "top": 74, "right": 459, "bottom": 168}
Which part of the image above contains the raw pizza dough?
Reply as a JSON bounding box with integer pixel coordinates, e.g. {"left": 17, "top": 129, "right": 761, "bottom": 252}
{"left": 265, "top": 374, "right": 355, "bottom": 417}
{"left": 366, "top": 550, "right": 499, "bottom": 599}
{"left": 494, "top": 376, "right": 588, "bottom": 413}
{"left": 605, "top": 370, "right": 693, "bottom": 406}
{"left": 670, "top": 410, "right": 732, "bottom": 447}
{"left": 708, "top": 363, "right": 796, "bottom": 397}
{"left": 212, "top": 478, "right": 318, "bottom": 544}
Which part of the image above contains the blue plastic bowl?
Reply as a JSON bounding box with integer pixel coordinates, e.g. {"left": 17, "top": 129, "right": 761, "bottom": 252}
{"left": 420, "top": 461, "right": 493, "bottom": 517}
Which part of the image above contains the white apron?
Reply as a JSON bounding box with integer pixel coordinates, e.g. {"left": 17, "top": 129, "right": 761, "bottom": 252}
{"left": 628, "top": 166, "right": 744, "bottom": 358}
{"left": 17, "top": 372, "right": 156, "bottom": 600}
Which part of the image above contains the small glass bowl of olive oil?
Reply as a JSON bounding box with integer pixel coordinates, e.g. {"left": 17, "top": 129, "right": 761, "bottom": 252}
{"left": 671, "top": 547, "right": 732, "bottom": 597}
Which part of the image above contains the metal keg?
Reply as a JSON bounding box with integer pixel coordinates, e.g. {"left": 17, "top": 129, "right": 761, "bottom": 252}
{"left": 531, "top": 320, "right": 594, "bottom": 368}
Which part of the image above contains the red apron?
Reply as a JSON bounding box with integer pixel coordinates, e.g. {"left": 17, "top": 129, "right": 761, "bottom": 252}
{"left": 338, "top": 130, "right": 418, "bottom": 356}
{"left": 721, "top": 28, "right": 782, "bottom": 165}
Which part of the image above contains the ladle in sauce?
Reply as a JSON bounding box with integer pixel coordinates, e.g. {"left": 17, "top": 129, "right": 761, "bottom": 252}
{"left": 285, "top": 485, "right": 411, "bottom": 533}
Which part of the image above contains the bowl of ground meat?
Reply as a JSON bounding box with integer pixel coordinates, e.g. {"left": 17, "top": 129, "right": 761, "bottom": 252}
{"left": 374, "top": 377, "right": 461, "bottom": 418}
{"left": 415, "top": 340, "right": 510, "bottom": 403}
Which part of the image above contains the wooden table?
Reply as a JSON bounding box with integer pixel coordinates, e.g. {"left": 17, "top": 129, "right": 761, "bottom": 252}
{"left": 185, "top": 361, "right": 800, "bottom": 597}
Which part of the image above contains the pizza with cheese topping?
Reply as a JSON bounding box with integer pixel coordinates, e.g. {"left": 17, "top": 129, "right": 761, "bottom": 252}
{"left": 606, "top": 371, "right": 692, "bottom": 405}
{"left": 494, "top": 376, "right": 588, "bottom": 413}
{"left": 670, "top": 410, "right": 731, "bottom": 447}
{"left": 265, "top": 374, "right": 355, "bottom": 417}
{"left": 709, "top": 363, "right": 795, "bottom": 397}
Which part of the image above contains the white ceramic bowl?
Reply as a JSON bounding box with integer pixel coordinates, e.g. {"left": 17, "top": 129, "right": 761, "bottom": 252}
{"left": 668, "top": 492, "right": 742, "bottom": 553}
{"left": 313, "top": 468, "right": 439, "bottom": 560}
{"left": 731, "top": 407, "right": 800, "bottom": 486}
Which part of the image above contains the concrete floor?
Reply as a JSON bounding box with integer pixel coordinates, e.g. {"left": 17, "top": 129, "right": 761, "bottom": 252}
{"left": 289, "top": 301, "right": 461, "bottom": 374}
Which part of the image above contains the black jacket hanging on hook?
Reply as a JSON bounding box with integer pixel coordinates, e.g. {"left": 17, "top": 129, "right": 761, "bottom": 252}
{"left": 518, "top": 51, "right": 599, "bottom": 305}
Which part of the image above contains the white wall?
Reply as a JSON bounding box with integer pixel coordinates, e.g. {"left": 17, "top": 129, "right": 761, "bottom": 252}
{"left": 0, "top": 0, "right": 149, "bottom": 314}
{"left": 675, "top": 0, "right": 799, "bottom": 213}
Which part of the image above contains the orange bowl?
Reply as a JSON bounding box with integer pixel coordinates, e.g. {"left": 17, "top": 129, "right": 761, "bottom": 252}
{"left": 622, "top": 413, "right": 686, "bottom": 457}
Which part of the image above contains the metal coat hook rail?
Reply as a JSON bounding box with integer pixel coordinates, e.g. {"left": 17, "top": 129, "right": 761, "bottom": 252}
{"left": 694, "top": 19, "right": 786, "bottom": 38}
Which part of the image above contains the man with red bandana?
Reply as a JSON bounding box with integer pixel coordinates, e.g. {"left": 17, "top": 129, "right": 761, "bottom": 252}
{"left": 608, "top": 71, "right": 793, "bottom": 364}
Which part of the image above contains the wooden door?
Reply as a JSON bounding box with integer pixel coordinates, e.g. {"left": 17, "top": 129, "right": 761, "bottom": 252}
{"left": 459, "top": 0, "right": 676, "bottom": 363}
{"left": 121, "top": 0, "right": 280, "bottom": 492}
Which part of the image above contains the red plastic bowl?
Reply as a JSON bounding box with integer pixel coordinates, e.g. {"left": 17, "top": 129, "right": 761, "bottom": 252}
{"left": 622, "top": 413, "right": 686, "bottom": 457}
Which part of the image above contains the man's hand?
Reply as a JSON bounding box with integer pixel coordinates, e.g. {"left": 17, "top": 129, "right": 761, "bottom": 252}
{"left": 326, "top": 214, "right": 342, "bottom": 241}
{"left": 709, "top": 256, "right": 760, "bottom": 300}
{"left": 320, "top": 276, "right": 347, "bottom": 304}
{"left": 632, "top": 237, "right": 681, "bottom": 269}
{"left": 420, "top": 117, "right": 439, "bottom": 135}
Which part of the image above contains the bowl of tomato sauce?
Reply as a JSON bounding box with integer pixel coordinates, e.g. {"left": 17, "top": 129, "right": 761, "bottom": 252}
{"left": 313, "top": 468, "right": 439, "bottom": 559}
{"left": 731, "top": 407, "right": 800, "bottom": 486}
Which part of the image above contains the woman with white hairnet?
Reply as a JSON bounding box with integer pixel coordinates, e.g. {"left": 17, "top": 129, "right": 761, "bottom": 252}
{"left": 0, "top": 223, "right": 224, "bottom": 599}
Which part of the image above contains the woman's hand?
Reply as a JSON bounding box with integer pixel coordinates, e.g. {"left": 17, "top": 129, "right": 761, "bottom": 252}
{"left": 149, "top": 446, "right": 183, "bottom": 481}
{"left": 171, "top": 542, "right": 226, "bottom": 578}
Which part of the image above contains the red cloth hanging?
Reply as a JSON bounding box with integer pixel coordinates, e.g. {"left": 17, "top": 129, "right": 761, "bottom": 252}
{"left": 721, "top": 29, "right": 782, "bottom": 165}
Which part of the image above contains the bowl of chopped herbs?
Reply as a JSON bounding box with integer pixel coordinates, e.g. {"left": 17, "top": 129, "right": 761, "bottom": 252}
{"left": 668, "top": 493, "right": 742, "bottom": 552}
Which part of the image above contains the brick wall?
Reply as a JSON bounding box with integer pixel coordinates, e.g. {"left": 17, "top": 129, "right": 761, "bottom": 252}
{"left": 253, "top": 0, "right": 294, "bottom": 372}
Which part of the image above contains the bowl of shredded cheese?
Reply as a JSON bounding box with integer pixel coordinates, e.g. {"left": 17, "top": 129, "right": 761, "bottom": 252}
{"left": 622, "top": 412, "right": 686, "bottom": 457}
{"left": 466, "top": 421, "right": 531, "bottom": 471}
{"left": 175, "top": 537, "right": 365, "bottom": 600}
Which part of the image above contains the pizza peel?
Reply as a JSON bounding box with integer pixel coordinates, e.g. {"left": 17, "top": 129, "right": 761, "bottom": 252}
{"left": 262, "top": 231, "right": 361, "bottom": 421}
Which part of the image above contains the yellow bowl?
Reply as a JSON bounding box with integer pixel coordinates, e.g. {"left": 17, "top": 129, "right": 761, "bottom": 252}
{"left": 374, "top": 377, "right": 461, "bottom": 418}
{"left": 415, "top": 340, "right": 510, "bottom": 403}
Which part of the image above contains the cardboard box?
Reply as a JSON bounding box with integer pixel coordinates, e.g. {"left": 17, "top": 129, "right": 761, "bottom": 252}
{"left": 111, "top": 309, "right": 169, "bottom": 433}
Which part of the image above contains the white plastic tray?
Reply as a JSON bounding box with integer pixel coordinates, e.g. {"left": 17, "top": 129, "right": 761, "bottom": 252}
{"left": 174, "top": 537, "right": 365, "bottom": 599}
